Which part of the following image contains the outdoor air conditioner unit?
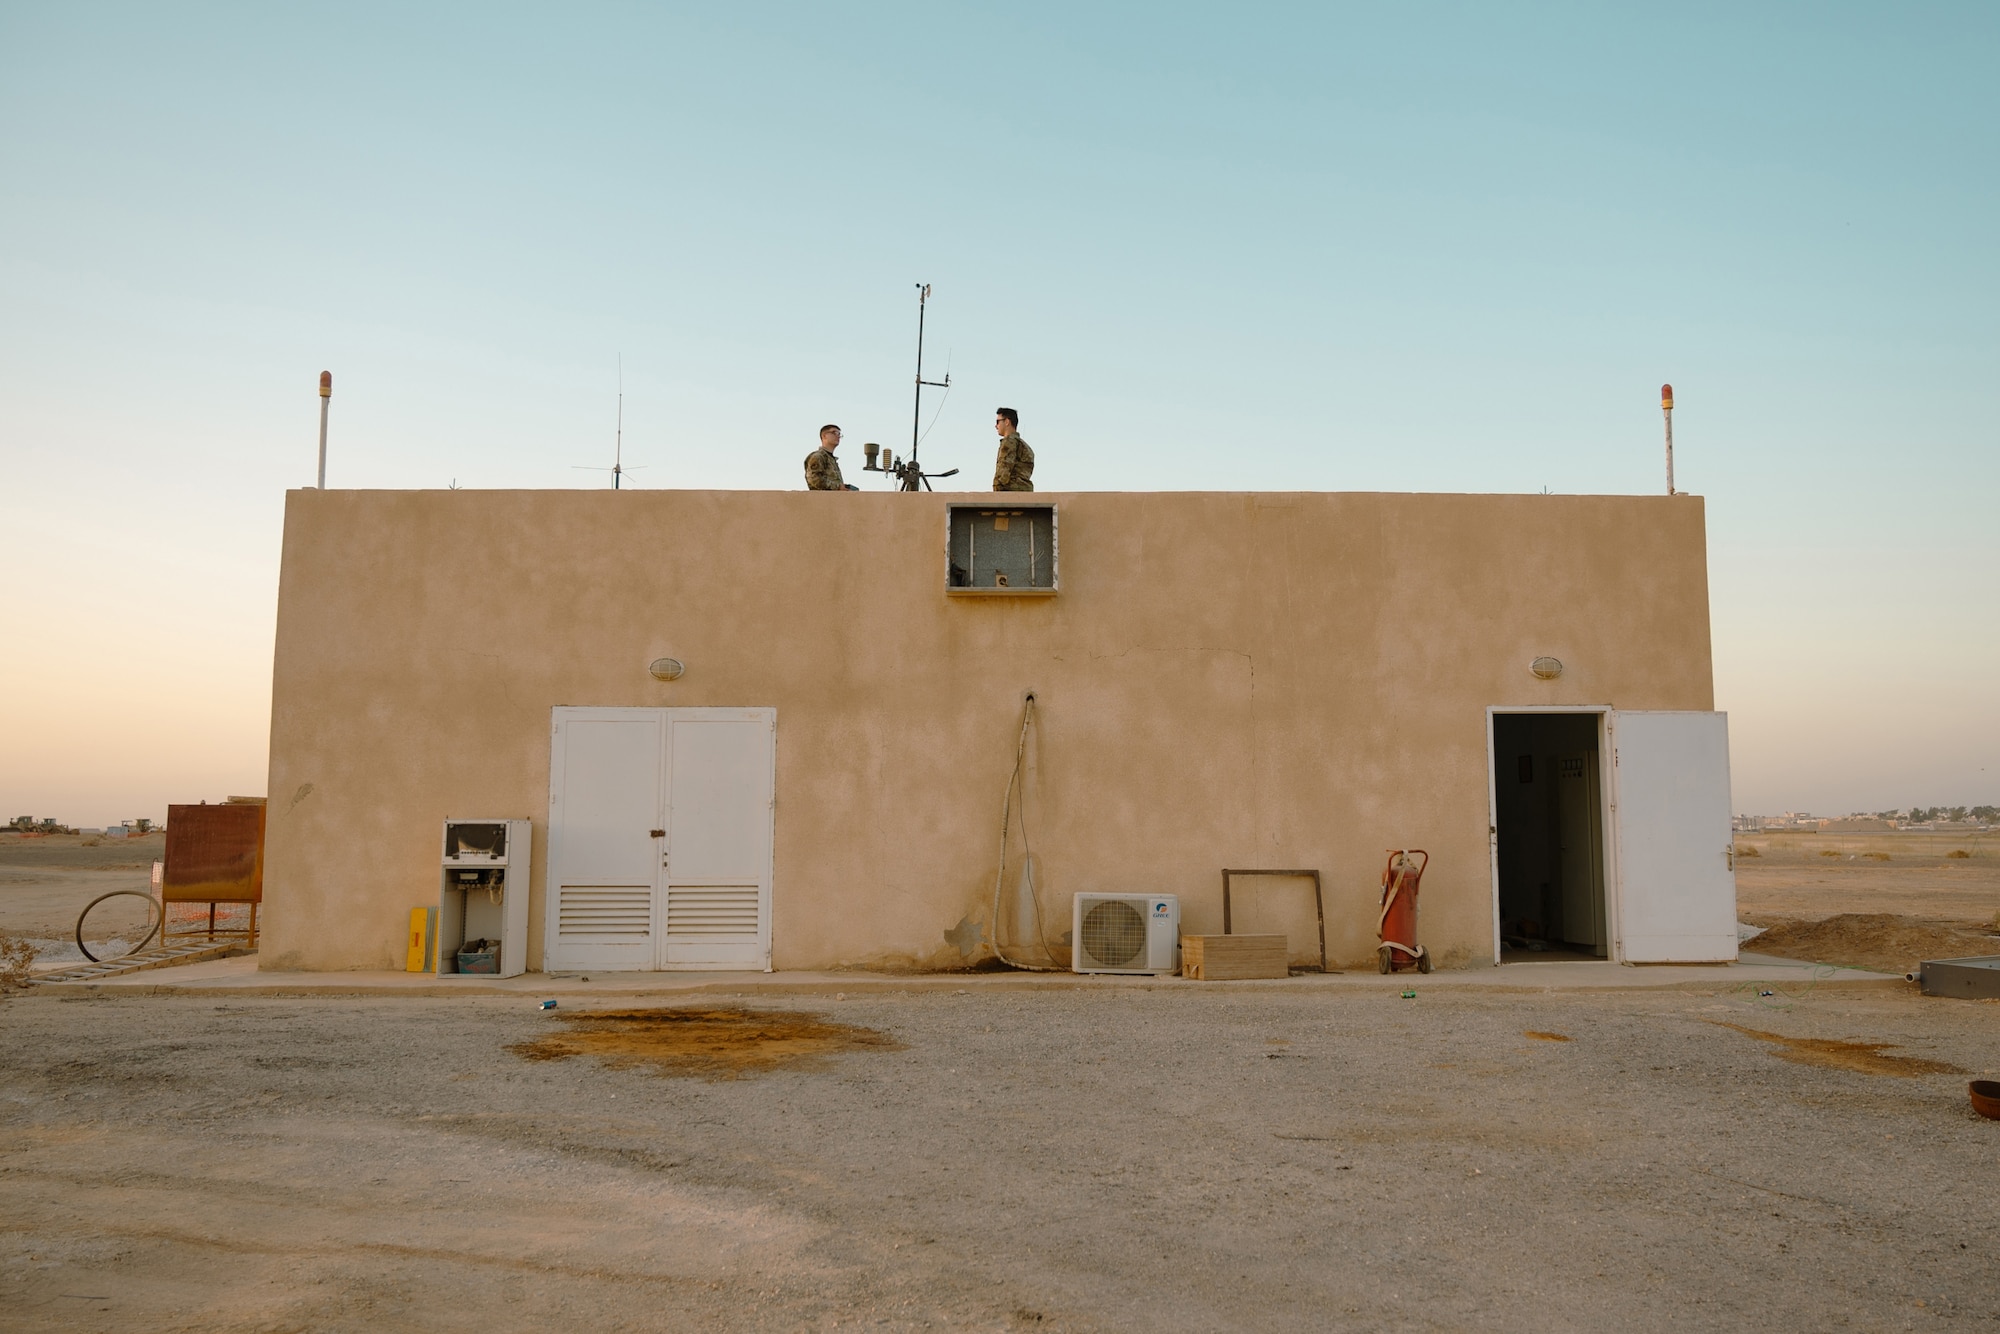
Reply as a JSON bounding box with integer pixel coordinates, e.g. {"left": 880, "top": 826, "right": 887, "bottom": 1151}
{"left": 1072, "top": 893, "right": 1180, "bottom": 975}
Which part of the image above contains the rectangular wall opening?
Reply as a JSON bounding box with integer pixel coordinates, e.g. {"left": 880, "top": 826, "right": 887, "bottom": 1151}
{"left": 947, "top": 504, "right": 1057, "bottom": 594}
{"left": 1492, "top": 712, "right": 1607, "bottom": 962}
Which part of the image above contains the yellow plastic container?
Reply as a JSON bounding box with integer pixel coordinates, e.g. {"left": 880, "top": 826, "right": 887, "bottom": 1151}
{"left": 406, "top": 906, "right": 437, "bottom": 972}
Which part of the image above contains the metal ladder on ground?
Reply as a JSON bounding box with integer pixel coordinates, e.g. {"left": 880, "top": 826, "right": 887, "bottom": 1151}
{"left": 32, "top": 941, "right": 253, "bottom": 985}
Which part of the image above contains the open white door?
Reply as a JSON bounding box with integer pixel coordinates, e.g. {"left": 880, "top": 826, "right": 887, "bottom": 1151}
{"left": 1609, "top": 711, "right": 1738, "bottom": 963}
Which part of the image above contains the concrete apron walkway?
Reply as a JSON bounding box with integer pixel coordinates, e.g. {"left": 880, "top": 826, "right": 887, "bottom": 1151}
{"left": 34, "top": 951, "right": 1900, "bottom": 999}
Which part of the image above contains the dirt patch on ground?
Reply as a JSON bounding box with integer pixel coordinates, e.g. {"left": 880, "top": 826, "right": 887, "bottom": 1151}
{"left": 1745, "top": 913, "right": 2000, "bottom": 974}
{"left": 1712, "top": 1021, "right": 1964, "bottom": 1077}
{"left": 507, "top": 1005, "right": 903, "bottom": 1078}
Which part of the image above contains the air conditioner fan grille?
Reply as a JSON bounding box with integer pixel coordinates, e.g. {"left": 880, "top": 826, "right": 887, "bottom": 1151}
{"left": 1081, "top": 899, "right": 1147, "bottom": 968}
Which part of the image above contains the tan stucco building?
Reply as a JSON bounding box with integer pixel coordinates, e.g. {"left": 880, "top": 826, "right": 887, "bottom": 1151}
{"left": 261, "top": 489, "right": 1737, "bottom": 975}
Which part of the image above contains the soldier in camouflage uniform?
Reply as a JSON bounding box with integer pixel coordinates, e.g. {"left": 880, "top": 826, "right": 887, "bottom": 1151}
{"left": 991, "top": 407, "right": 1034, "bottom": 492}
{"left": 805, "top": 425, "right": 858, "bottom": 491}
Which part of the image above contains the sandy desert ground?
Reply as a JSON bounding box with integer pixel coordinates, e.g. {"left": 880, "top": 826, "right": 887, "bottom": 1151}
{"left": 0, "top": 834, "right": 163, "bottom": 954}
{"left": 3, "top": 983, "right": 1998, "bottom": 1333}
{"left": 1731, "top": 832, "right": 2000, "bottom": 973}
{"left": 1733, "top": 831, "right": 1999, "bottom": 925}
{"left": 0, "top": 834, "right": 251, "bottom": 963}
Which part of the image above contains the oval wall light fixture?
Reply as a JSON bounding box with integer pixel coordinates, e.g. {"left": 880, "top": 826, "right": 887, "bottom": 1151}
{"left": 1530, "top": 656, "right": 1564, "bottom": 680}
{"left": 648, "top": 657, "right": 686, "bottom": 681}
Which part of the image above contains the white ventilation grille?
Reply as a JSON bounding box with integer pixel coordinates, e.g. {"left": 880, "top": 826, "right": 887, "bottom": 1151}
{"left": 667, "top": 885, "right": 760, "bottom": 937}
{"left": 556, "top": 886, "right": 651, "bottom": 937}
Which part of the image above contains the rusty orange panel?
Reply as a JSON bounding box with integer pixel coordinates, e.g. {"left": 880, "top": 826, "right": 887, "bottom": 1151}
{"left": 163, "top": 802, "right": 265, "bottom": 903}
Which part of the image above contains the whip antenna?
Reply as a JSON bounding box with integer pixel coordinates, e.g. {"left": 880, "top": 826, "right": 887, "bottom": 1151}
{"left": 574, "top": 354, "right": 646, "bottom": 488}
{"left": 912, "top": 283, "right": 949, "bottom": 465}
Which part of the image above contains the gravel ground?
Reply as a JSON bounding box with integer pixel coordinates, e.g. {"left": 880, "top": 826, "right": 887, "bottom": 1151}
{"left": 2, "top": 984, "right": 1997, "bottom": 1332}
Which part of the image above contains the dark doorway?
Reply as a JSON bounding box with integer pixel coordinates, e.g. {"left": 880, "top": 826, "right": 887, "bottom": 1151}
{"left": 1493, "top": 712, "right": 1607, "bottom": 962}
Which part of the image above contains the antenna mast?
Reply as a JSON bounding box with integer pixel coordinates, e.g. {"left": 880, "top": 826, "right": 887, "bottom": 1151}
{"left": 908, "top": 283, "right": 951, "bottom": 489}
{"left": 868, "top": 286, "right": 960, "bottom": 490}
{"left": 571, "top": 354, "right": 646, "bottom": 488}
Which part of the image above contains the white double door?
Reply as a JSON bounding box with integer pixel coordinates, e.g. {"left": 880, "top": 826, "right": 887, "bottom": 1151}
{"left": 546, "top": 707, "right": 774, "bottom": 972}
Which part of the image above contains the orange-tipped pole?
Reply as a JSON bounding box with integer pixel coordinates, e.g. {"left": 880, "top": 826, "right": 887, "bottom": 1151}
{"left": 1661, "top": 383, "right": 1675, "bottom": 495}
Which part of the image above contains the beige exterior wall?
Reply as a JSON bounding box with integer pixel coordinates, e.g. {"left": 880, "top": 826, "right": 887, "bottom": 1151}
{"left": 261, "top": 489, "right": 1714, "bottom": 973}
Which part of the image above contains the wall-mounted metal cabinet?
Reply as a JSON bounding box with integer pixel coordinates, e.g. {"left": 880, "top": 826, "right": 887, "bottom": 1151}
{"left": 437, "top": 818, "right": 531, "bottom": 978}
{"left": 947, "top": 504, "right": 1057, "bottom": 596}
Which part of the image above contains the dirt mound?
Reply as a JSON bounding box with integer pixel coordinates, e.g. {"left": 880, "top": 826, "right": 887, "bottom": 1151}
{"left": 508, "top": 1005, "right": 903, "bottom": 1078}
{"left": 1746, "top": 913, "right": 2000, "bottom": 975}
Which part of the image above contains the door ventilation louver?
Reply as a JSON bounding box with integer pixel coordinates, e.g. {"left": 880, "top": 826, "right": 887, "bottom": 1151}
{"left": 667, "top": 885, "right": 760, "bottom": 937}
{"left": 556, "top": 886, "right": 651, "bottom": 936}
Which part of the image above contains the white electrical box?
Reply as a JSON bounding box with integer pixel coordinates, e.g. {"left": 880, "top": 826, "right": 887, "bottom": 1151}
{"left": 438, "top": 818, "right": 531, "bottom": 978}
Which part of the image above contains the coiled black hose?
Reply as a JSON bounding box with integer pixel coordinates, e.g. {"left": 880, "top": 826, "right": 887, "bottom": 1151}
{"left": 75, "top": 890, "right": 162, "bottom": 962}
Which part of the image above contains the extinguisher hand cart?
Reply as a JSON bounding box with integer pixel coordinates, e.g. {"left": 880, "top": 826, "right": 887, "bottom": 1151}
{"left": 1377, "top": 849, "right": 1431, "bottom": 974}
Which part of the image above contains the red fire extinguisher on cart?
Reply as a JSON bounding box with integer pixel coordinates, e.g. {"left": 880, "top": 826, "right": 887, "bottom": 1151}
{"left": 1377, "top": 849, "right": 1430, "bottom": 974}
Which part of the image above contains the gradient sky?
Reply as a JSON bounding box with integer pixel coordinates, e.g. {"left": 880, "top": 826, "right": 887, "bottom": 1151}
{"left": 3, "top": 3, "right": 1996, "bottom": 826}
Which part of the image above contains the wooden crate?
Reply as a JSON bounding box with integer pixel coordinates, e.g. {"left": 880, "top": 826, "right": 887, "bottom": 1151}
{"left": 1181, "top": 933, "right": 1288, "bottom": 981}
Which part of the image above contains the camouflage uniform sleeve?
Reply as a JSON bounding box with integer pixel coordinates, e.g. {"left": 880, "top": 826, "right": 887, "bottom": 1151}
{"left": 806, "top": 450, "right": 839, "bottom": 490}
